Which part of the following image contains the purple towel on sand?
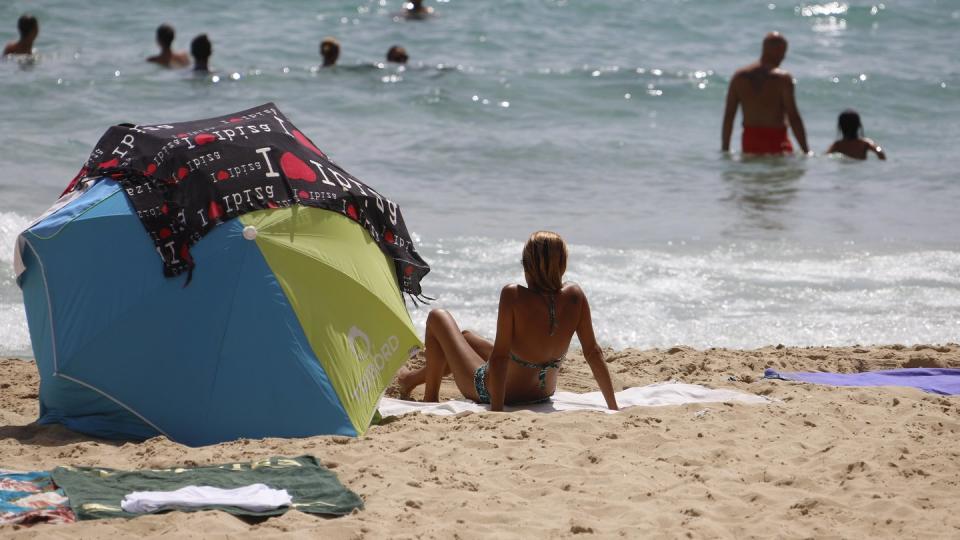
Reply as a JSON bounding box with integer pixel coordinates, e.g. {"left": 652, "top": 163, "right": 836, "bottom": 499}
{"left": 763, "top": 368, "right": 960, "bottom": 396}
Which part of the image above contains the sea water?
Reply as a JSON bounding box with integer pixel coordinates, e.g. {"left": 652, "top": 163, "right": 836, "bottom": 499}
{"left": 1, "top": 0, "right": 958, "bottom": 356}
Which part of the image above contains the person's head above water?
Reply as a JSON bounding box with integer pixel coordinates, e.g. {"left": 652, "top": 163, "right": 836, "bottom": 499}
{"left": 156, "top": 24, "right": 175, "bottom": 50}
{"left": 386, "top": 45, "right": 408, "bottom": 64}
{"left": 404, "top": 0, "right": 433, "bottom": 19}
{"left": 190, "top": 34, "right": 212, "bottom": 71}
{"left": 17, "top": 14, "right": 38, "bottom": 41}
{"left": 4, "top": 13, "right": 38, "bottom": 56}
{"left": 522, "top": 231, "right": 568, "bottom": 294}
{"left": 760, "top": 32, "right": 788, "bottom": 67}
{"left": 319, "top": 37, "right": 339, "bottom": 67}
{"left": 838, "top": 109, "right": 863, "bottom": 140}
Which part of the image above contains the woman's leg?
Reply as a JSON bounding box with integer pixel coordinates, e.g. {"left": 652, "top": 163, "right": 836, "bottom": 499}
{"left": 397, "top": 329, "right": 491, "bottom": 398}
{"left": 422, "top": 309, "right": 485, "bottom": 402}
{"left": 396, "top": 361, "right": 448, "bottom": 399}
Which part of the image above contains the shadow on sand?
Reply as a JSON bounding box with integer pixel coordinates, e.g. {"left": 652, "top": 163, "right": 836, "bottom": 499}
{"left": 0, "top": 422, "right": 129, "bottom": 448}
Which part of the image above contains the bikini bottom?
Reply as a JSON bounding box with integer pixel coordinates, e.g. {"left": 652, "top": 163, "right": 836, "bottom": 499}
{"left": 473, "top": 363, "right": 553, "bottom": 406}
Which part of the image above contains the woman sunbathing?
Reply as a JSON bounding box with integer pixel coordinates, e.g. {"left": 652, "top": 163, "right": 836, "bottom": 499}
{"left": 397, "top": 231, "right": 618, "bottom": 411}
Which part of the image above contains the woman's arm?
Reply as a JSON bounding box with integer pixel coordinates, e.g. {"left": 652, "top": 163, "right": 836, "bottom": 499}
{"left": 574, "top": 287, "right": 618, "bottom": 410}
{"left": 486, "top": 285, "right": 517, "bottom": 412}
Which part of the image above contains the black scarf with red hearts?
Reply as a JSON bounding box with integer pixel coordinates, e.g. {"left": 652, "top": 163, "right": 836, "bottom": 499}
{"left": 65, "top": 103, "right": 429, "bottom": 297}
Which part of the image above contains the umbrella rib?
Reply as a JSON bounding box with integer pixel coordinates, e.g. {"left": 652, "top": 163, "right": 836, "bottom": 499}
{"left": 54, "top": 372, "right": 172, "bottom": 440}
{"left": 21, "top": 188, "right": 180, "bottom": 442}
{"left": 27, "top": 181, "right": 124, "bottom": 240}
{"left": 206, "top": 240, "right": 253, "bottom": 413}
{"left": 19, "top": 237, "right": 60, "bottom": 373}
{"left": 30, "top": 234, "right": 176, "bottom": 441}
{"left": 255, "top": 234, "right": 411, "bottom": 320}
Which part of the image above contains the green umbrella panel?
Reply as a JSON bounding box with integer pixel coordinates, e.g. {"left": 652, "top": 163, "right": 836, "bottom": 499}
{"left": 239, "top": 207, "right": 421, "bottom": 434}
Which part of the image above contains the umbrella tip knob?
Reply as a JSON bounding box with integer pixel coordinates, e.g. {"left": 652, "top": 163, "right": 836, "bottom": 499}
{"left": 242, "top": 226, "right": 258, "bottom": 241}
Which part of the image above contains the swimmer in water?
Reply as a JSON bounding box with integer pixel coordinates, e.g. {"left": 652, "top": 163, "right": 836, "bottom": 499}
{"left": 190, "top": 34, "right": 212, "bottom": 72}
{"left": 722, "top": 32, "right": 810, "bottom": 155}
{"left": 320, "top": 37, "right": 339, "bottom": 67}
{"left": 404, "top": 0, "right": 434, "bottom": 19}
{"left": 147, "top": 24, "right": 190, "bottom": 68}
{"left": 3, "top": 14, "right": 38, "bottom": 57}
{"left": 827, "top": 109, "right": 886, "bottom": 160}
{"left": 386, "top": 45, "right": 408, "bottom": 64}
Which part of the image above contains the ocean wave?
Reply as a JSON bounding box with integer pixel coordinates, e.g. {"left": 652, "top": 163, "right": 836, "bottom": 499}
{"left": 0, "top": 303, "right": 31, "bottom": 358}
{"left": 0, "top": 211, "right": 31, "bottom": 266}
{"left": 408, "top": 238, "right": 960, "bottom": 350}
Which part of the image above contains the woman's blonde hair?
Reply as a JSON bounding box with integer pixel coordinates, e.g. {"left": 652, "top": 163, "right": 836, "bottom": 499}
{"left": 522, "top": 231, "right": 567, "bottom": 293}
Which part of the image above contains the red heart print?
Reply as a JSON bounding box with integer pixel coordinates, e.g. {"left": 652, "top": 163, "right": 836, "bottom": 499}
{"left": 404, "top": 265, "right": 414, "bottom": 276}
{"left": 298, "top": 190, "right": 310, "bottom": 200}
{"left": 161, "top": 203, "right": 169, "bottom": 214}
{"left": 280, "top": 152, "right": 317, "bottom": 182}
{"left": 159, "top": 227, "right": 172, "bottom": 239}
{"left": 145, "top": 163, "right": 157, "bottom": 176}
{"left": 346, "top": 204, "right": 358, "bottom": 220}
{"left": 216, "top": 170, "right": 229, "bottom": 181}
{"left": 62, "top": 166, "right": 89, "bottom": 195}
{"left": 267, "top": 201, "right": 279, "bottom": 209}
{"left": 208, "top": 201, "right": 223, "bottom": 221}
{"left": 195, "top": 133, "right": 216, "bottom": 145}
{"left": 177, "top": 167, "right": 189, "bottom": 180}
{"left": 229, "top": 117, "right": 242, "bottom": 123}
{"left": 98, "top": 158, "right": 119, "bottom": 169}
{"left": 293, "top": 130, "right": 326, "bottom": 157}
{"left": 176, "top": 133, "right": 188, "bottom": 138}
{"left": 385, "top": 230, "right": 395, "bottom": 243}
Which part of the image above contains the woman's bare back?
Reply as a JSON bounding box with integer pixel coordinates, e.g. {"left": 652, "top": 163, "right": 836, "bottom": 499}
{"left": 495, "top": 283, "right": 588, "bottom": 402}
{"left": 509, "top": 283, "right": 582, "bottom": 361}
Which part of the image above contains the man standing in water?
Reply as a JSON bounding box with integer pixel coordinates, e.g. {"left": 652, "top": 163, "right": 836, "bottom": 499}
{"left": 722, "top": 32, "right": 810, "bottom": 155}
{"left": 3, "top": 14, "right": 38, "bottom": 56}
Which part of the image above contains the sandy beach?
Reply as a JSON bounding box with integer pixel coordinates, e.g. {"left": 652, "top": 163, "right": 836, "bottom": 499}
{"left": 2, "top": 344, "right": 959, "bottom": 538}
{"left": 3, "top": 1, "right": 959, "bottom": 538}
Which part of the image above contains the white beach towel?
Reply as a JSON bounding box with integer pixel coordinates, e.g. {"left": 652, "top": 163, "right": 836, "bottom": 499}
{"left": 120, "top": 483, "right": 291, "bottom": 514}
{"left": 378, "top": 382, "right": 770, "bottom": 417}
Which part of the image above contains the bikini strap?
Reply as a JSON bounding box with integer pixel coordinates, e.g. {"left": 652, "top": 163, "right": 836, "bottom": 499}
{"left": 510, "top": 352, "right": 562, "bottom": 370}
{"left": 545, "top": 293, "right": 557, "bottom": 336}
{"left": 509, "top": 353, "right": 563, "bottom": 390}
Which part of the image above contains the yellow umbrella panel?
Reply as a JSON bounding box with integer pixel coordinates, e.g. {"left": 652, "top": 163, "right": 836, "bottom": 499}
{"left": 239, "top": 207, "right": 421, "bottom": 434}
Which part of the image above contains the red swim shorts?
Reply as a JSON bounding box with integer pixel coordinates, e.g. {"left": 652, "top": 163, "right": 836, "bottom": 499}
{"left": 742, "top": 125, "right": 794, "bottom": 154}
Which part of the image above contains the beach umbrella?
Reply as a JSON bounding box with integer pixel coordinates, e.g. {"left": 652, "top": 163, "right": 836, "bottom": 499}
{"left": 16, "top": 104, "right": 428, "bottom": 446}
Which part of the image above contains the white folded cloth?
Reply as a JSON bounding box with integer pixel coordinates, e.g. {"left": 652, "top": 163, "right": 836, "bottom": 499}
{"left": 120, "top": 483, "right": 292, "bottom": 513}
